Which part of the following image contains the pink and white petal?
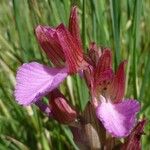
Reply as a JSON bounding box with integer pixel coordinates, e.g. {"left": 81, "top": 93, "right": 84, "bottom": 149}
{"left": 96, "top": 99, "right": 140, "bottom": 138}
{"left": 14, "top": 62, "right": 68, "bottom": 106}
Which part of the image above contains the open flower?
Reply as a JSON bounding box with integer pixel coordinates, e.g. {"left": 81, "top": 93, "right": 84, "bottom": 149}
{"left": 14, "top": 6, "right": 87, "bottom": 123}
{"left": 85, "top": 45, "right": 140, "bottom": 138}
{"left": 14, "top": 4, "right": 141, "bottom": 141}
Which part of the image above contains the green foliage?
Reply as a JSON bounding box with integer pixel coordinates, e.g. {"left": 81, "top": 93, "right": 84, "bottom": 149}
{"left": 0, "top": 0, "right": 150, "bottom": 149}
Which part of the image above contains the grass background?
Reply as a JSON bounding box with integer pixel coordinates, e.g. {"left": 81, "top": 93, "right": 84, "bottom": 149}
{"left": 0, "top": 0, "right": 150, "bottom": 149}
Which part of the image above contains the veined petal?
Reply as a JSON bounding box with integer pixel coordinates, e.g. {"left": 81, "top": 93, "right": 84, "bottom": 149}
{"left": 35, "top": 25, "right": 65, "bottom": 66}
{"left": 69, "top": 6, "right": 82, "bottom": 49}
{"left": 56, "top": 24, "right": 88, "bottom": 74}
{"left": 95, "top": 69, "right": 114, "bottom": 90}
{"left": 14, "top": 62, "right": 68, "bottom": 106}
{"left": 88, "top": 42, "right": 102, "bottom": 66}
{"left": 107, "top": 61, "right": 127, "bottom": 103}
{"left": 94, "top": 49, "right": 112, "bottom": 88}
{"left": 83, "top": 65, "right": 94, "bottom": 90}
{"left": 49, "top": 89, "right": 77, "bottom": 124}
{"left": 96, "top": 99, "right": 140, "bottom": 138}
{"left": 122, "top": 119, "right": 146, "bottom": 150}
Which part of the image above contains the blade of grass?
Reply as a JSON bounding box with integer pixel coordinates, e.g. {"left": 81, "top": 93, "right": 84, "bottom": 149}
{"left": 109, "top": 0, "right": 121, "bottom": 67}
{"left": 12, "top": 0, "right": 35, "bottom": 61}
{"left": 61, "top": 125, "right": 79, "bottom": 150}
{"left": 131, "top": 0, "right": 142, "bottom": 98}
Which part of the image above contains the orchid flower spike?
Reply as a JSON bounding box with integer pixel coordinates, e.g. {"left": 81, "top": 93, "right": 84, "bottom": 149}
{"left": 14, "top": 6, "right": 87, "bottom": 123}
{"left": 85, "top": 47, "right": 141, "bottom": 138}
{"left": 14, "top": 5, "right": 142, "bottom": 141}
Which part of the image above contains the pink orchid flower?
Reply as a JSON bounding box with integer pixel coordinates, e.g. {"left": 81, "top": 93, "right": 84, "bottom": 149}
{"left": 85, "top": 44, "right": 140, "bottom": 138}
{"left": 14, "top": 5, "right": 141, "bottom": 140}
{"left": 14, "top": 6, "right": 87, "bottom": 123}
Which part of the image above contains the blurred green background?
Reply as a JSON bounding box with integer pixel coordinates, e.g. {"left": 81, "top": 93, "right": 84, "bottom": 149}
{"left": 0, "top": 0, "right": 150, "bottom": 149}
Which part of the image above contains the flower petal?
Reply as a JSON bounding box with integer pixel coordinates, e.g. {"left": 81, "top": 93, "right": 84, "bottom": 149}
{"left": 56, "top": 24, "right": 88, "bottom": 74}
{"left": 49, "top": 89, "right": 77, "bottom": 124}
{"left": 94, "top": 49, "right": 113, "bottom": 87}
{"left": 107, "top": 61, "right": 127, "bottom": 103}
{"left": 88, "top": 42, "right": 102, "bottom": 66}
{"left": 35, "top": 25, "right": 65, "bottom": 66}
{"left": 69, "top": 6, "right": 82, "bottom": 49}
{"left": 14, "top": 62, "right": 68, "bottom": 106}
{"left": 96, "top": 99, "right": 140, "bottom": 137}
{"left": 35, "top": 100, "right": 52, "bottom": 116}
{"left": 121, "top": 119, "right": 146, "bottom": 150}
{"left": 94, "top": 49, "right": 112, "bottom": 79}
{"left": 95, "top": 69, "right": 114, "bottom": 89}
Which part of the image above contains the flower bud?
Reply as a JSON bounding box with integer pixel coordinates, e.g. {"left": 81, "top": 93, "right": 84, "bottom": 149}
{"left": 121, "top": 119, "right": 146, "bottom": 150}
{"left": 49, "top": 89, "right": 77, "bottom": 124}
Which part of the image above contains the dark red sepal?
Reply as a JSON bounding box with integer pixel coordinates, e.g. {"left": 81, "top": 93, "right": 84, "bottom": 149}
{"left": 121, "top": 119, "right": 146, "bottom": 150}
{"left": 56, "top": 24, "right": 88, "bottom": 74}
{"left": 49, "top": 89, "right": 77, "bottom": 124}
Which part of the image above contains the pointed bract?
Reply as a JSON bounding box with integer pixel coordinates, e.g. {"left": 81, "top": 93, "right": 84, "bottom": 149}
{"left": 50, "top": 89, "right": 77, "bottom": 124}
{"left": 69, "top": 6, "right": 82, "bottom": 49}
{"left": 14, "top": 62, "right": 68, "bottom": 106}
{"left": 83, "top": 65, "right": 94, "bottom": 91}
{"left": 121, "top": 119, "right": 146, "bottom": 150}
{"left": 96, "top": 98, "right": 140, "bottom": 138}
{"left": 108, "top": 61, "right": 127, "bottom": 103}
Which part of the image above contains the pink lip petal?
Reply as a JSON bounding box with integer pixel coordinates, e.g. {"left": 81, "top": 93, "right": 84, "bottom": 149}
{"left": 14, "top": 62, "right": 68, "bottom": 106}
{"left": 96, "top": 99, "right": 140, "bottom": 138}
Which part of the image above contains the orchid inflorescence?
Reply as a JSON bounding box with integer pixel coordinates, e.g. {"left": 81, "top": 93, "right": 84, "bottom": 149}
{"left": 14, "top": 6, "right": 145, "bottom": 149}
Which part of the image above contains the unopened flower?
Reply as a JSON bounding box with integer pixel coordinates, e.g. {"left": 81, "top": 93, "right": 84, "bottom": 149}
{"left": 49, "top": 89, "right": 77, "bottom": 124}
{"left": 121, "top": 119, "right": 146, "bottom": 150}
{"left": 14, "top": 6, "right": 87, "bottom": 123}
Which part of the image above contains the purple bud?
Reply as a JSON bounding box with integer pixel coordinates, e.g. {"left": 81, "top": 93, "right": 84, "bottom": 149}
{"left": 49, "top": 89, "right": 77, "bottom": 124}
{"left": 121, "top": 119, "right": 146, "bottom": 150}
